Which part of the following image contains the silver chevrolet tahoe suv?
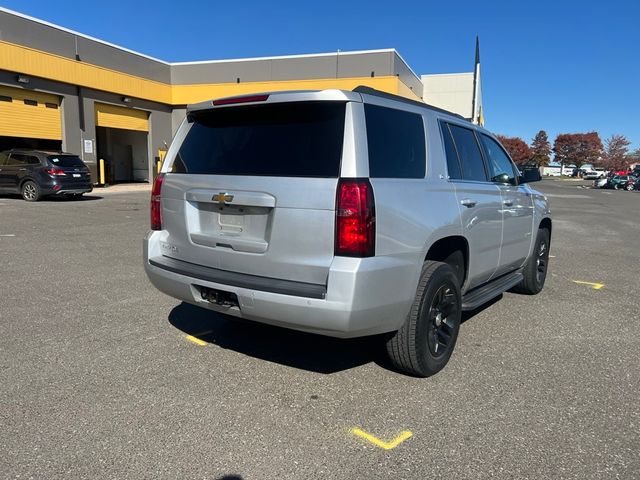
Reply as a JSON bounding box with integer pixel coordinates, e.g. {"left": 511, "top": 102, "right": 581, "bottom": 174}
{"left": 144, "top": 87, "right": 552, "bottom": 377}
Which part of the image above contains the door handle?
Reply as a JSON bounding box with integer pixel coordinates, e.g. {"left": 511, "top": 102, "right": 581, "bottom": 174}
{"left": 503, "top": 200, "right": 514, "bottom": 207}
{"left": 19, "top": 168, "right": 27, "bottom": 171}
{"left": 460, "top": 198, "right": 477, "bottom": 208}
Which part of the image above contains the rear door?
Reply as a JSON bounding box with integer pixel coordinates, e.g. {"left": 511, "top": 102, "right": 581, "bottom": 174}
{"left": 0, "top": 152, "right": 9, "bottom": 190}
{"left": 1, "top": 153, "right": 28, "bottom": 191}
{"left": 441, "top": 121, "right": 503, "bottom": 289}
{"left": 160, "top": 99, "right": 349, "bottom": 286}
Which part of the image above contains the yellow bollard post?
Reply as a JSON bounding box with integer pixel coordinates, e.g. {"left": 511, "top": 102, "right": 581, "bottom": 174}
{"left": 157, "top": 149, "right": 167, "bottom": 174}
{"left": 99, "top": 158, "right": 105, "bottom": 185}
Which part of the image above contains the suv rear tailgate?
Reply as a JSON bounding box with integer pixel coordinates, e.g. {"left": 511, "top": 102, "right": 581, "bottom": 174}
{"left": 157, "top": 99, "right": 347, "bottom": 287}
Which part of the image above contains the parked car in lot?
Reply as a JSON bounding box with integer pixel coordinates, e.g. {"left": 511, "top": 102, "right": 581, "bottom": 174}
{"left": 593, "top": 177, "right": 609, "bottom": 188}
{"left": 0, "top": 149, "right": 92, "bottom": 201}
{"left": 144, "top": 87, "right": 552, "bottom": 377}
{"left": 583, "top": 171, "right": 600, "bottom": 180}
{"left": 610, "top": 175, "right": 638, "bottom": 190}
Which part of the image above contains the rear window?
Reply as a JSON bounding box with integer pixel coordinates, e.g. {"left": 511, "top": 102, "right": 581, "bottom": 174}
{"left": 48, "top": 155, "right": 85, "bottom": 167}
{"left": 172, "top": 102, "right": 346, "bottom": 177}
{"left": 364, "top": 104, "right": 426, "bottom": 178}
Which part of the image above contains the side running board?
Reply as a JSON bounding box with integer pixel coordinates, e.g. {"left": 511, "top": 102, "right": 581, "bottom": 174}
{"left": 461, "top": 270, "right": 523, "bottom": 311}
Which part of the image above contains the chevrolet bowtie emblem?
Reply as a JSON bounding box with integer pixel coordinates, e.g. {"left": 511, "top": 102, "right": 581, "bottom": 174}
{"left": 212, "top": 193, "right": 234, "bottom": 204}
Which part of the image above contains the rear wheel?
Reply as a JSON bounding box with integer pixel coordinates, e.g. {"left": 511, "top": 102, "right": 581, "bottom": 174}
{"left": 386, "top": 261, "right": 462, "bottom": 377}
{"left": 512, "top": 228, "right": 550, "bottom": 295}
{"left": 626, "top": 183, "right": 634, "bottom": 191}
{"left": 21, "top": 181, "right": 41, "bottom": 202}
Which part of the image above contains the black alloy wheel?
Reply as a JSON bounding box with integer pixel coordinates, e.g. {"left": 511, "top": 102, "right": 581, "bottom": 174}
{"left": 21, "top": 181, "right": 40, "bottom": 202}
{"left": 386, "top": 261, "right": 462, "bottom": 377}
{"left": 426, "top": 285, "right": 459, "bottom": 358}
{"left": 535, "top": 235, "right": 549, "bottom": 286}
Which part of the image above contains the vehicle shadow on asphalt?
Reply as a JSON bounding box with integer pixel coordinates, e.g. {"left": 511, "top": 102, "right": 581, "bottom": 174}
{"left": 0, "top": 194, "right": 103, "bottom": 202}
{"left": 168, "top": 297, "right": 500, "bottom": 375}
{"left": 168, "top": 302, "right": 390, "bottom": 374}
{"left": 461, "top": 294, "right": 502, "bottom": 324}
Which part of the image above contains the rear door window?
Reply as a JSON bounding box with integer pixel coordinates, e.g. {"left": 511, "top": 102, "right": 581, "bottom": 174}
{"left": 440, "top": 122, "right": 462, "bottom": 180}
{"left": 364, "top": 104, "right": 426, "bottom": 178}
{"left": 172, "top": 102, "right": 346, "bottom": 177}
{"left": 448, "top": 124, "right": 488, "bottom": 182}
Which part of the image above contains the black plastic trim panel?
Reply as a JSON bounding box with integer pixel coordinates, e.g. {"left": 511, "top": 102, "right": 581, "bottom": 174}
{"left": 461, "top": 270, "right": 523, "bottom": 311}
{"left": 149, "top": 256, "right": 327, "bottom": 299}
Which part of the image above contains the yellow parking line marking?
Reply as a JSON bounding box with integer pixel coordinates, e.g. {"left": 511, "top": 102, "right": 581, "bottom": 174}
{"left": 350, "top": 428, "right": 413, "bottom": 450}
{"left": 185, "top": 335, "right": 207, "bottom": 346}
{"left": 572, "top": 280, "right": 604, "bottom": 290}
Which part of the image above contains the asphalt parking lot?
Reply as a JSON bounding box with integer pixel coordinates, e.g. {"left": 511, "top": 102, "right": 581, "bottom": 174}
{"left": 1, "top": 179, "right": 638, "bottom": 479}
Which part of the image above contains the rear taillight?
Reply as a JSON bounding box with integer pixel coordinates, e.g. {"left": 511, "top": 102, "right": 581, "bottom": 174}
{"left": 335, "top": 178, "right": 375, "bottom": 257}
{"left": 151, "top": 173, "right": 165, "bottom": 231}
{"left": 45, "top": 167, "right": 66, "bottom": 176}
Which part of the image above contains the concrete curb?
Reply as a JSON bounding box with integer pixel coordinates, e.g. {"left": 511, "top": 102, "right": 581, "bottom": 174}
{"left": 93, "top": 184, "right": 151, "bottom": 194}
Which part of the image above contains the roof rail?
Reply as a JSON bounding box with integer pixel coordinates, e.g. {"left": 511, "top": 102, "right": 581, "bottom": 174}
{"left": 352, "top": 85, "right": 465, "bottom": 119}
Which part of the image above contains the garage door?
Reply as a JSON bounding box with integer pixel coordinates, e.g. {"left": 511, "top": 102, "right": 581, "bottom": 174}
{"left": 95, "top": 103, "right": 149, "bottom": 132}
{"left": 0, "top": 85, "right": 62, "bottom": 140}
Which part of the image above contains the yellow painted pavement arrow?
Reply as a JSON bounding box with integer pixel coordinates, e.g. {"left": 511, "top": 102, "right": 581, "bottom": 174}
{"left": 572, "top": 280, "right": 604, "bottom": 290}
{"left": 350, "top": 428, "right": 413, "bottom": 450}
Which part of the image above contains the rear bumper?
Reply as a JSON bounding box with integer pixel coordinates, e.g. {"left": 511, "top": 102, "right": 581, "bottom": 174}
{"left": 39, "top": 178, "right": 93, "bottom": 195}
{"left": 143, "top": 231, "right": 418, "bottom": 338}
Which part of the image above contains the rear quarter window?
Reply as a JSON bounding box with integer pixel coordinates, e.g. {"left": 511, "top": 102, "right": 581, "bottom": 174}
{"left": 364, "top": 104, "right": 426, "bottom": 178}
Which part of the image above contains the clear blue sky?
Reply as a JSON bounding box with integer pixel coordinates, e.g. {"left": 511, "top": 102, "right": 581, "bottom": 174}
{"left": 3, "top": 0, "right": 639, "bottom": 149}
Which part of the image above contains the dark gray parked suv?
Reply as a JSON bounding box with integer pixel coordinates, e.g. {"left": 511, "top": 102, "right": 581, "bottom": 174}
{"left": 144, "top": 87, "right": 552, "bottom": 377}
{"left": 0, "top": 149, "right": 92, "bottom": 201}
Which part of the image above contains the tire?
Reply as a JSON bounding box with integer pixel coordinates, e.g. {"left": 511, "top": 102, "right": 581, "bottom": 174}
{"left": 386, "top": 261, "right": 462, "bottom": 377}
{"left": 21, "top": 181, "right": 41, "bottom": 202}
{"left": 512, "top": 228, "right": 550, "bottom": 295}
{"left": 626, "top": 184, "right": 634, "bottom": 191}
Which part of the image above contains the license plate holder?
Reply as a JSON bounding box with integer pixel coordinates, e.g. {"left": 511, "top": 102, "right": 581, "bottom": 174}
{"left": 218, "top": 212, "right": 244, "bottom": 233}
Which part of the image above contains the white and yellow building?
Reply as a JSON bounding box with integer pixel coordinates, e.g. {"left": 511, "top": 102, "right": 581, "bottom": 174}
{"left": 0, "top": 7, "right": 482, "bottom": 184}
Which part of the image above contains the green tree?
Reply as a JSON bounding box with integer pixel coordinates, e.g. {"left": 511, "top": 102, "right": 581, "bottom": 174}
{"left": 530, "top": 130, "right": 551, "bottom": 167}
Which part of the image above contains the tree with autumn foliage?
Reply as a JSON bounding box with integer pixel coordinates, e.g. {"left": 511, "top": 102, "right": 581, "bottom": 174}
{"left": 553, "top": 132, "right": 603, "bottom": 169}
{"left": 496, "top": 135, "right": 531, "bottom": 165}
{"left": 530, "top": 130, "right": 551, "bottom": 167}
{"left": 601, "top": 134, "right": 632, "bottom": 171}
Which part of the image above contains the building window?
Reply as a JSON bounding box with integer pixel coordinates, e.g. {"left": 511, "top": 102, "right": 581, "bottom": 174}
{"left": 24, "top": 99, "right": 38, "bottom": 106}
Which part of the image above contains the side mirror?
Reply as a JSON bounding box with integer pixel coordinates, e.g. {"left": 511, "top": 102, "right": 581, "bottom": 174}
{"left": 519, "top": 169, "right": 541, "bottom": 184}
